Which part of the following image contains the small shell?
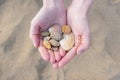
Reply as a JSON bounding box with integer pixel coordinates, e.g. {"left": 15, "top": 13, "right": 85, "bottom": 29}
{"left": 43, "top": 40, "right": 51, "bottom": 49}
{"left": 49, "top": 24, "right": 62, "bottom": 40}
{"left": 60, "top": 33, "right": 75, "bottom": 51}
{"left": 44, "top": 36, "right": 51, "bottom": 41}
{"left": 62, "top": 25, "right": 71, "bottom": 34}
{"left": 41, "top": 31, "right": 50, "bottom": 37}
{"left": 50, "top": 39, "right": 60, "bottom": 47}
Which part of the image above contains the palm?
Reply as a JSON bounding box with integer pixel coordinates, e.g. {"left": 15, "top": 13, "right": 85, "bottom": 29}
{"left": 57, "top": 7, "right": 90, "bottom": 68}
{"left": 57, "top": 0, "right": 94, "bottom": 68}
{"left": 32, "top": 6, "right": 66, "bottom": 31}
{"left": 67, "top": 9, "right": 90, "bottom": 51}
{"left": 30, "top": 4, "right": 66, "bottom": 62}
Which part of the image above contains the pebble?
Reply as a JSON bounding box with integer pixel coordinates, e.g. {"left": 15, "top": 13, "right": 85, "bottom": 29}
{"left": 62, "top": 25, "right": 71, "bottom": 34}
{"left": 41, "top": 31, "right": 50, "bottom": 37}
{"left": 51, "top": 47, "right": 59, "bottom": 51}
{"left": 44, "top": 36, "right": 51, "bottom": 41}
{"left": 60, "top": 33, "right": 75, "bottom": 51}
{"left": 49, "top": 24, "right": 62, "bottom": 40}
{"left": 41, "top": 24, "right": 75, "bottom": 51}
{"left": 43, "top": 40, "right": 51, "bottom": 49}
{"left": 50, "top": 39, "right": 60, "bottom": 47}
{"left": 49, "top": 24, "right": 62, "bottom": 33}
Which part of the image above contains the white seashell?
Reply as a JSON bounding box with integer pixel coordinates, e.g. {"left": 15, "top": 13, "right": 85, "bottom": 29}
{"left": 60, "top": 33, "right": 75, "bottom": 51}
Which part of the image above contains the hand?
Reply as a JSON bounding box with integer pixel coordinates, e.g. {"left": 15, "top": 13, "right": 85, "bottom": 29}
{"left": 30, "top": 0, "right": 66, "bottom": 62}
{"left": 56, "top": 0, "right": 93, "bottom": 68}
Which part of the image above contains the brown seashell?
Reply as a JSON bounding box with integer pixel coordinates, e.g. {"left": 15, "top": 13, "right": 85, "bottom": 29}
{"left": 60, "top": 33, "right": 75, "bottom": 51}
{"left": 43, "top": 40, "right": 51, "bottom": 49}
{"left": 50, "top": 39, "right": 60, "bottom": 47}
{"left": 62, "top": 25, "right": 71, "bottom": 34}
{"left": 41, "top": 31, "right": 50, "bottom": 37}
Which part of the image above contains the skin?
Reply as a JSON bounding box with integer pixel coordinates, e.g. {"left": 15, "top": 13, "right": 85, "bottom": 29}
{"left": 57, "top": 0, "right": 94, "bottom": 68}
{"left": 30, "top": 0, "right": 93, "bottom": 68}
{"left": 30, "top": 0, "right": 66, "bottom": 63}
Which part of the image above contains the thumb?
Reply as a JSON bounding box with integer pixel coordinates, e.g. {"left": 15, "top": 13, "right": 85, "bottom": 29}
{"left": 30, "top": 21, "right": 41, "bottom": 48}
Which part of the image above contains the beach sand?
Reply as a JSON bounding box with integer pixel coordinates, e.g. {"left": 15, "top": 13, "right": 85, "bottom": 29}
{"left": 0, "top": 0, "right": 120, "bottom": 80}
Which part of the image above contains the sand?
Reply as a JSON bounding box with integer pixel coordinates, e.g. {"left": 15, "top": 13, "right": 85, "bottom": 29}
{"left": 0, "top": 0, "right": 120, "bottom": 80}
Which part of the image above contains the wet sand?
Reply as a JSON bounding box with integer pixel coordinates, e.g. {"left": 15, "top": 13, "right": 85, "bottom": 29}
{"left": 0, "top": 0, "right": 120, "bottom": 80}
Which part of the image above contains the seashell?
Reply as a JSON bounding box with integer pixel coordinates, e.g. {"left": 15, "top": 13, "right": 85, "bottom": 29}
{"left": 44, "top": 36, "right": 51, "bottom": 41}
{"left": 49, "top": 24, "right": 62, "bottom": 41}
{"left": 62, "top": 25, "right": 71, "bottom": 34}
{"left": 41, "top": 31, "right": 50, "bottom": 37}
{"left": 50, "top": 39, "right": 60, "bottom": 47}
{"left": 60, "top": 33, "right": 75, "bottom": 51}
{"left": 43, "top": 40, "right": 51, "bottom": 49}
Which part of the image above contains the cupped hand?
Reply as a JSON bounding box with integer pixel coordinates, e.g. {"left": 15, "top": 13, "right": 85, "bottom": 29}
{"left": 30, "top": 1, "right": 66, "bottom": 62}
{"left": 57, "top": 0, "right": 93, "bottom": 68}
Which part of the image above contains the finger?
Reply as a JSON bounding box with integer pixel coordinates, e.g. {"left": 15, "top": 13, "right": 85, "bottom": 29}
{"left": 58, "top": 47, "right": 77, "bottom": 68}
{"left": 38, "top": 40, "right": 50, "bottom": 61}
{"left": 30, "top": 22, "right": 40, "bottom": 47}
{"left": 77, "top": 34, "right": 90, "bottom": 55}
{"left": 54, "top": 50, "right": 61, "bottom": 62}
{"left": 75, "top": 34, "right": 82, "bottom": 47}
{"left": 30, "top": 34, "right": 40, "bottom": 48}
{"left": 59, "top": 47, "right": 66, "bottom": 57}
{"left": 48, "top": 50, "right": 55, "bottom": 64}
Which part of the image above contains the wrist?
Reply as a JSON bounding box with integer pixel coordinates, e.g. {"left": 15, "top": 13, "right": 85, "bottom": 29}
{"left": 43, "top": 0, "right": 64, "bottom": 7}
{"left": 71, "top": 0, "right": 93, "bottom": 10}
{"left": 70, "top": 0, "right": 93, "bottom": 15}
